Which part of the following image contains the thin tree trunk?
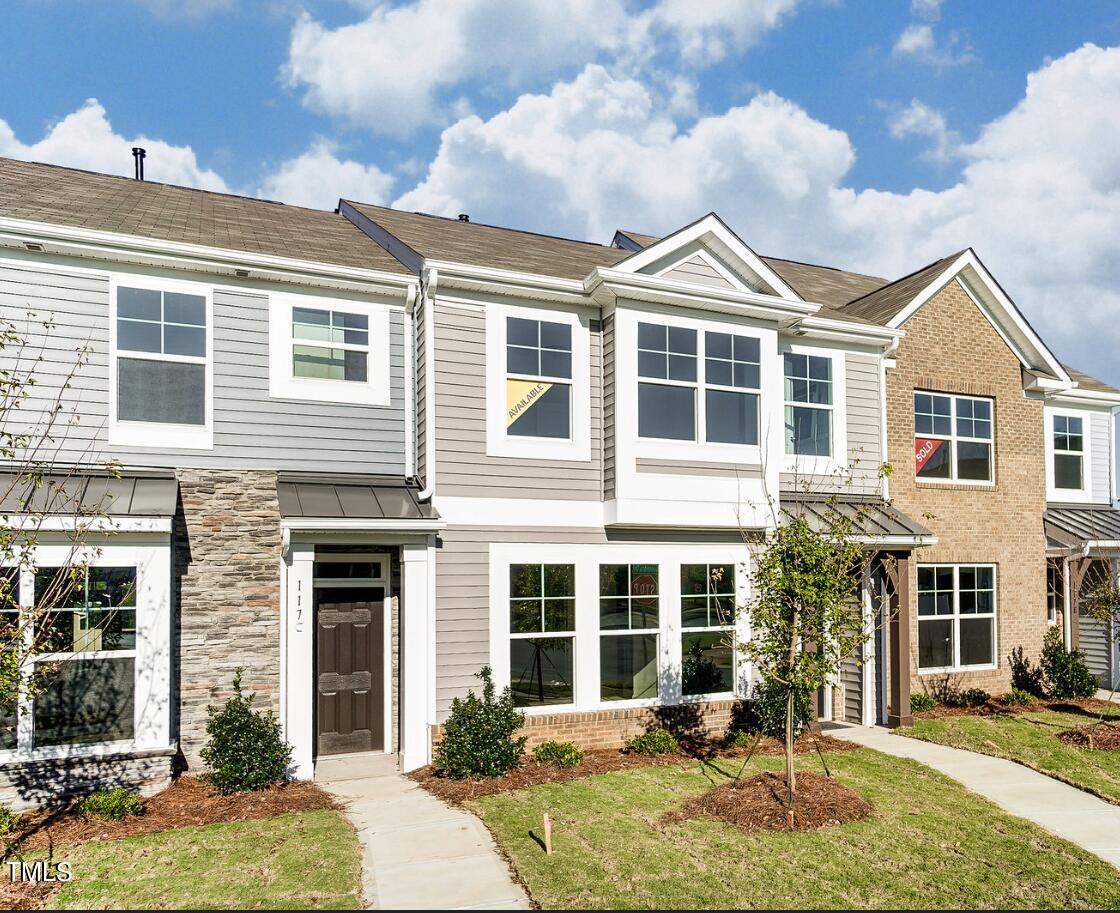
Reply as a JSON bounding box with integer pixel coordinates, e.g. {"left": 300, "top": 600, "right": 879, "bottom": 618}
{"left": 786, "top": 606, "right": 800, "bottom": 826}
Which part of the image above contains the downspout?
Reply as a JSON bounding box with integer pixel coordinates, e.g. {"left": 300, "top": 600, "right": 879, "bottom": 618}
{"left": 403, "top": 282, "right": 417, "bottom": 480}
{"left": 1063, "top": 555, "right": 1073, "bottom": 649}
{"left": 416, "top": 267, "right": 438, "bottom": 501}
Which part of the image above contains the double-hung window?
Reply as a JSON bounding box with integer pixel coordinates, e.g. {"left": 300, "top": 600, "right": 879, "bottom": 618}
{"left": 1052, "top": 414, "right": 1085, "bottom": 492}
{"left": 680, "top": 564, "right": 736, "bottom": 696}
{"left": 506, "top": 317, "right": 572, "bottom": 439}
{"left": 917, "top": 565, "right": 996, "bottom": 671}
{"left": 114, "top": 284, "right": 209, "bottom": 442}
{"left": 509, "top": 564, "right": 575, "bottom": 707}
{"left": 784, "top": 353, "right": 833, "bottom": 456}
{"left": 704, "top": 333, "right": 760, "bottom": 445}
{"left": 292, "top": 307, "right": 369, "bottom": 383}
{"left": 599, "top": 564, "right": 659, "bottom": 701}
{"left": 914, "top": 392, "right": 993, "bottom": 483}
{"left": 637, "top": 323, "right": 697, "bottom": 441}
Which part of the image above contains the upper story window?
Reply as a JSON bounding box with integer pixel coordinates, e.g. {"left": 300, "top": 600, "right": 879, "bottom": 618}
{"left": 914, "top": 392, "right": 993, "bottom": 484}
{"left": 506, "top": 317, "right": 572, "bottom": 439}
{"left": 1053, "top": 414, "right": 1084, "bottom": 491}
{"left": 637, "top": 322, "right": 761, "bottom": 445}
{"left": 292, "top": 307, "right": 369, "bottom": 383}
{"left": 784, "top": 353, "right": 832, "bottom": 456}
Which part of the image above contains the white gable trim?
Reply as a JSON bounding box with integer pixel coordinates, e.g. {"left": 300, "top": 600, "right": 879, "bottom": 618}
{"left": 886, "top": 249, "right": 1070, "bottom": 383}
{"left": 612, "top": 214, "right": 802, "bottom": 302}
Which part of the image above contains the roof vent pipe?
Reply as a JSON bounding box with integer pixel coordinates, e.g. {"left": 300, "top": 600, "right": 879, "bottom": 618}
{"left": 457, "top": 213, "right": 469, "bottom": 222}
{"left": 132, "top": 147, "right": 146, "bottom": 181}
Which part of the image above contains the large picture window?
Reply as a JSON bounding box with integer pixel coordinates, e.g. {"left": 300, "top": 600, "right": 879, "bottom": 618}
{"left": 506, "top": 317, "right": 572, "bottom": 440}
{"left": 914, "top": 392, "right": 993, "bottom": 483}
{"left": 784, "top": 353, "right": 833, "bottom": 456}
{"left": 680, "top": 564, "right": 736, "bottom": 696}
{"left": 599, "top": 564, "right": 659, "bottom": 701}
{"left": 1052, "top": 414, "right": 1084, "bottom": 492}
{"left": 917, "top": 565, "right": 996, "bottom": 671}
{"left": 509, "top": 564, "right": 575, "bottom": 706}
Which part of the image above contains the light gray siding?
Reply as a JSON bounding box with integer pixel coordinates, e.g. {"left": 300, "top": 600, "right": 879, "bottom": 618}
{"left": 603, "top": 315, "right": 616, "bottom": 500}
{"left": 661, "top": 255, "right": 735, "bottom": 290}
{"left": 1091, "top": 410, "right": 1111, "bottom": 503}
{"left": 415, "top": 293, "right": 428, "bottom": 484}
{"left": 432, "top": 301, "right": 602, "bottom": 499}
{"left": 839, "top": 652, "right": 862, "bottom": 723}
{"left": 0, "top": 259, "right": 408, "bottom": 473}
{"left": 1079, "top": 601, "right": 1113, "bottom": 687}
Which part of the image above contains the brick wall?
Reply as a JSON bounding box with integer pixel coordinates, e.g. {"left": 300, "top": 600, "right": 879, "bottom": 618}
{"left": 174, "top": 469, "right": 282, "bottom": 768}
{"left": 887, "top": 279, "right": 1048, "bottom": 695}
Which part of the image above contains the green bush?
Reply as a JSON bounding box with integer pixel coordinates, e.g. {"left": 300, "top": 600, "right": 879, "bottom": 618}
{"left": 532, "top": 740, "right": 583, "bottom": 769}
{"left": 722, "top": 729, "right": 757, "bottom": 749}
{"left": 0, "top": 805, "right": 21, "bottom": 834}
{"left": 1041, "top": 626, "right": 1099, "bottom": 699}
{"left": 955, "top": 688, "right": 991, "bottom": 708}
{"left": 1008, "top": 645, "right": 1045, "bottom": 696}
{"left": 750, "top": 679, "right": 812, "bottom": 739}
{"left": 1000, "top": 688, "right": 1037, "bottom": 706}
{"left": 76, "top": 788, "right": 143, "bottom": 821}
{"left": 435, "top": 666, "right": 526, "bottom": 780}
{"left": 627, "top": 728, "right": 679, "bottom": 755}
{"left": 201, "top": 669, "right": 292, "bottom": 795}
{"left": 910, "top": 692, "right": 937, "bottom": 713}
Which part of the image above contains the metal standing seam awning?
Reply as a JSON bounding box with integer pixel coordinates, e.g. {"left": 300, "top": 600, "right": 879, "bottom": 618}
{"left": 1045, "top": 504, "right": 1120, "bottom": 556}
{"left": 0, "top": 470, "right": 178, "bottom": 524}
{"left": 277, "top": 472, "right": 442, "bottom": 532}
{"left": 780, "top": 492, "right": 937, "bottom": 548}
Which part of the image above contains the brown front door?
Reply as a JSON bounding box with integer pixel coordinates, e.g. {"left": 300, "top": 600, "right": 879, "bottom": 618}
{"left": 316, "top": 600, "right": 384, "bottom": 756}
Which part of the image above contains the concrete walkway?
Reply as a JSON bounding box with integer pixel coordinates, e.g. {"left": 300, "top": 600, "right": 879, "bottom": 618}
{"left": 829, "top": 723, "right": 1120, "bottom": 869}
{"left": 316, "top": 754, "right": 531, "bottom": 910}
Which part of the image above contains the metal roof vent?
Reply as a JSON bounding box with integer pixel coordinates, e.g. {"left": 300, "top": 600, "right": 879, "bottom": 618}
{"left": 457, "top": 213, "right": 469, "bottom": 222}
{"left": 132, "top": 147, "right": 146, "bottom": 181}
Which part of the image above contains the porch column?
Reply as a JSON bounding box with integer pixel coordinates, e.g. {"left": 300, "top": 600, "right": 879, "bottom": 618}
{"left": 400, "top": 539, "right": 435, "bottom": 772}
{"left": 1068, "top": 557, "right": 1093, "bottom": 649}
{"left": 888, "top": 552, "right": 912, "bottom": 728}
{"left": 282, "top": 542, "right": 315, "bottom": 779}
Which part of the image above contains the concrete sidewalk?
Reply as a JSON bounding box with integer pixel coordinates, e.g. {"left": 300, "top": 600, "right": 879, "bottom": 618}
{"left": 829, "top": 723, "right": 1120, "bottom": 870}
{"left": 317, "top": 754, "right": 531, "bottom": 910}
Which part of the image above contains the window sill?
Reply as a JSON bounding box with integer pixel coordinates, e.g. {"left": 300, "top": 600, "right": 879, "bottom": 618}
{"left": 915, "top": 479, "right": 995, "bottom": 492}
{"left": 109, "top": 421, "right": 213, "bottom": 450}
{"left": 0, "top": 740, "right": 177, "bottom": 769}
{"left": 268, "top": 377, "right": 390, "bottom": 408}
{"left": 917, "top": 663, "right": 997, "bottom": 676}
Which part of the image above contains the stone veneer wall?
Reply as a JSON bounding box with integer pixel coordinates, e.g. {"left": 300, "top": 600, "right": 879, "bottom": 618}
{"left": 0, "top": 751, "right": 174, "bottom": 812}
{"left": 174, "top": 469, "right": 283, "bottom": 768}
{"left": 886, "top": 280, "right": 1049, "bottom": 696}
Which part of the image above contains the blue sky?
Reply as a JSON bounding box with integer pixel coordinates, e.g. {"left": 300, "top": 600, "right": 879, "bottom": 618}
{"left": 3, "top": 0, "right": 1120, "bottom": 380}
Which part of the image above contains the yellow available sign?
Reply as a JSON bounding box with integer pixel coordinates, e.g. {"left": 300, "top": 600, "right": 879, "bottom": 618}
{"left": 507, "top": 379, "right": 552, "bottom": 427}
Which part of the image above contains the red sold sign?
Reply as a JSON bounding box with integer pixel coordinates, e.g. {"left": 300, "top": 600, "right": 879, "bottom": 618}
{"left": 915, "top": 437, "right": 944, "bottom": 473}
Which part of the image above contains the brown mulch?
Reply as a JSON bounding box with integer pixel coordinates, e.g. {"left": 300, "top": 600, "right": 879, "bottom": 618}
{"left": 4, "top": 776, "right": 337, "bottom": 855}
{"left": 0, "top": 878, "right": 59, "bottom": 911}
{"left": 1057, "top": 721, "right": 1120, "bottom": 751}
{"left": 411, "top": 732, "right": 858, "bottom": 804}
{"left": 661, "top": 771, "right": 872, "bottom": 834}
{"left": 913, "top": 696, "right": 1115, "bottom": 720}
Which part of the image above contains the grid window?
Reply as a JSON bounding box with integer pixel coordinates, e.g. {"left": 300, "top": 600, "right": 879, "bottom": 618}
{"left": 599, "top": 564, "right": 659, "bottom": 701}
{"left": 914, "top": 392, "right": 993, "bottom": 483}
{"left": 917, "top": 565, "right": 996, "bottom": 671}
{"left": 292, "top": 307, "right": 369, "bottom": 383}
{"left": 505, "top": 317, "right": 573, "bottom": 440}
{"left": 705, "top": 332, "right": 760, "bottom": 445}
{"left": 1053, "top": 415, "right": 1084, "bottom": 491}
{"left": 508, "top": 564, "right": 575, "bottom": 706}
{"left": 638, "top": 322, "right": 697, "bottom": 441}
{"left": 784, "top": 353, "right": 833, "bottom": 456}
{"left": 680, "top": 564, "right": 736, "bottom": 696}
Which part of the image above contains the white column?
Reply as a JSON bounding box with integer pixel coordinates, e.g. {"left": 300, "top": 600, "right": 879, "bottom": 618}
{"left": 401, "top": 540, "right": 433, "bottom": 772}
{"left": 283, "top": 542, "right": 315, "bottom": 780}
{"left": 135, "top": 536, "right": 172, "bottom": 749}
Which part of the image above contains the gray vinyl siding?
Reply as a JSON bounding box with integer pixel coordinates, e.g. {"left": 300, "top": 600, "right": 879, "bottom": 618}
{"left": 661, "top": 255, "right": 735, "bottom": 290}
{"left": 1079, "top": 600, "right": 1113, "bottom": 686}
{"left": 1090, "top": 410, "right": 1111, "bottom": 504}
{"left": 415, "top": 293, "right": 427, "bottom": 484}
{"left": 839, "top": 652, "right": 862, "bottom": 723}
{"left": 0, "top": 259, "right": 408, "bottom": 473}
{"left": 603, "top": 315, "right": 616, "bottom": 500}
{"left": 636, "top": 459, "right": 763, "bottom": 478}
{"left": 432, "top": 300, "right": 602, "bottom": 499}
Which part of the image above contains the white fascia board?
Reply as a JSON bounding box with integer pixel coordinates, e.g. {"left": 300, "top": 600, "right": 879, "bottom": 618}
{"left": 422, "top": 259, "right": 588, "bottom": 305}
{"left": 280, "top": 517, "right": 446, "bottom": 532}
{"left": 586, "top": 268, "right": 819, "bottom": 323}
{"left": 887, "top": 249, "right": 1070, "bottom": 383}
{"left": 608, "top": 213, "right": 802, "bottom": 302}
{"left": 788, "top": 314, "right": 903, "bottom": 348}
{"left": 0, "top": 216, "right": 417, "bottom": 297}
{"left": 1049, "top": 388, "right": 1120, "bottom": 407}
{"left": 0, "top": 515, "right": 172, "bottom": 533}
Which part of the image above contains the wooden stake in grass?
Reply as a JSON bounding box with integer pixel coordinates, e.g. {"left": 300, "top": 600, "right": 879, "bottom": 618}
{"left": 543, "top": 813, "right": 554, "bottom": 855}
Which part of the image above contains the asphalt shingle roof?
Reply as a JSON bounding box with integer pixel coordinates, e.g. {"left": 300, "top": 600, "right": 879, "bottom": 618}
{"left": 837, "top": 252, "right": 964, "bottom": 325}
{"left": 1063, "top": 364, "right": 1120, "bottom": 396}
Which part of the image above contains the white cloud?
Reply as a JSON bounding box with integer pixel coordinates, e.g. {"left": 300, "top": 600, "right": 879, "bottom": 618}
{"left": 893, "top": 23, "right": 975, "bottom": 67}
{"left": 283, "top": 0, "right": 802, "bottom": 136}
{"left": 257, "top": 140, "right": 394, "bottom": 209}
{"left": 909, "top": 0, "right": 942, "bottom": 21}
{"left": 887, "top": 100, "right": 959, "bottom": 162}
{"left": 0, "top": 99, "right": 229, "bottom": 190}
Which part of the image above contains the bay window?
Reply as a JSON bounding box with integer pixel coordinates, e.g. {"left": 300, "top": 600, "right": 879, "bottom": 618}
{"left": 506, "top": 317, "right": 572, "bottom": 440}
{"left": 917, "top": 565, "right": 997, "bottom": 671}
{"left": 784, "top": 353, "right": 832, "bottom": 457}
{"left": 680, "top": 564, "right": 736, "bottom": 696}
{"left": 1052, "top": 414, "right": 1084, "bottom": 491}
{"left": 509, "top": 564, "right": 575, "bottom": 706}
{"left": 914, "top": 392, "right": 993, "bottom": 483}
{"left": 599, "top": 564, "right": 659, "bottom": 701}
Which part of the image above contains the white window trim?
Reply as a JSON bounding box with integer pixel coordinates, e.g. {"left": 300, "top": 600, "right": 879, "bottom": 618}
{"left": 268, "top": 291, "right": 391, "bottom": 407}
{"left": 1045, "top": 407, "right": 1093, "bottom": 503}
{"left": 780, "top": 341, "right": 848, "bottom": 476}
{"left": 913, "top": 391, "right": 995, "bottom": 487}
{"left": 488, "top": 543, "right": 751, "bottom": 715}
{"left": 485, "top": 303, "right": 592, "bottom": 461}
{"left": 108, "top": 274, "right": 214, "bottom": 450}
{"left": 917, "top": 563, "right": 998, "bottom": 674}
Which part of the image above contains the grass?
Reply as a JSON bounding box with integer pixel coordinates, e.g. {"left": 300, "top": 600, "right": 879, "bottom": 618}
{"left": 40, "top": 809, "right": 361, "bottom": 910}
{"left": 472, "top": 748, "right": 1120, "bottom": 909}
{"left": 904, "top": 707, "right": 1120, "bottom": 804}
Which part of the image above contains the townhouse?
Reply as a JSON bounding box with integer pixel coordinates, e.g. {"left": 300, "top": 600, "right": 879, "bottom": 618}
{"left": 0, "top": 154, "right": 1115, "bottom": 806}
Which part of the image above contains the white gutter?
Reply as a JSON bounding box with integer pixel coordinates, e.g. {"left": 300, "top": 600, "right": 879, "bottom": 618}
{"left": 416, "top": 267, "right": 438, "bottom": 502}
{"left": 403, "top": 283, "right": 417, "bottom": 479}
{"left": 281, "top": 518, "right": 446, "bottom": 532}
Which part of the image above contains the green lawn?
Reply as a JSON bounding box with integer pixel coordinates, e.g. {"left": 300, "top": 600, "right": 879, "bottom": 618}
{"left": 904, "top": 708, "right": 1120, "bottom": 804}
{"left": 41, "top": 809, "right": 361, "bottom": 910}
{"left": 472, "top": 749, "right": 1120, "bottom": 909}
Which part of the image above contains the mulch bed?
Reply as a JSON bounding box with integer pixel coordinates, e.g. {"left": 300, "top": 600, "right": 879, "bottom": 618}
{"left": 0, "top": 878, "right": 58, "bottom": 911}
{"left": 1057, "top": 721, "right": 1120, "bottom": 751}
{"left": 913, "top": 696, "right": 1115, "bottom": 720}
{"left": 411, "top": 732, "right": 858, "bottom": 804}
{"left": 662, "top": 771, "right": 873, "bottom": 834}
{"left": 3, "top": 776, "right": 337, "bottom": 855}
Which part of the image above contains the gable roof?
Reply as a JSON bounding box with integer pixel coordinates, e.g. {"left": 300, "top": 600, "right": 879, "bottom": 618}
{"left": 344, "top": 201, "right": 628, "bottom": 280}
{"left": 838, "top": 252, "right": 964, "bottom": 325}
{"left": 0, "top": 157, "right": 410, "bottom": 274}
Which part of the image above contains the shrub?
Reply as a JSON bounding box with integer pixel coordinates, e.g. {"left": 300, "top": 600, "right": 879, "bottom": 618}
{"left": 1000, "top": 688, "right": 1037, "bottom": 706}
{"left": 910, "top": 692, "right": 937, "bottom": 713}
{"left": 435, "top": 666, "right": 526, "bottom": 780}
{"left": 532, "top": 740, "right": 583, "bottom": 769}
{"left": 722, "top": 728, "right": 757, "bottom": 749}
{"left": 201, "top": 669, "right": 292, "bottom": 795}
{"left": 627, "top": 728, "right": 679, "bottom": 755}
{"left": 750, "top": 679, "right": 812, "bottom": 739}
{"left": 955, "top": 688, "right": 991, "bottom": 708}
{"left": 76, "top": 788, "right": 143, "bottom": 820}
{"left": 1008, "top": 645, "right": 1045, "bottom": 697}
{"left": 0, "top": 806, "right": 20, "bottom": 834}
{"left": 1040, "top": 626, "right": 1099, "bottom": 699}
